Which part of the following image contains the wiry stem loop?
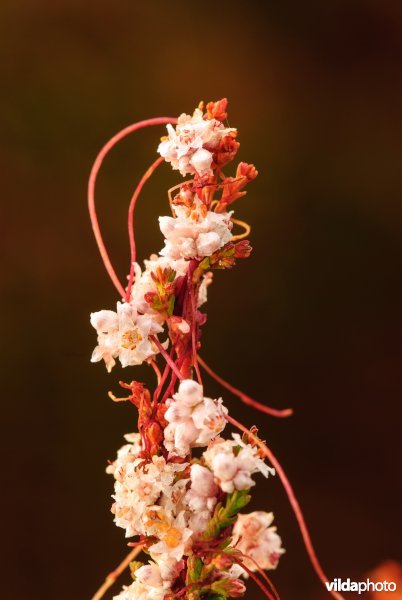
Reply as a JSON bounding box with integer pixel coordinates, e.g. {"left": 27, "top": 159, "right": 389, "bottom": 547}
{"left": 88, "top": 117, "right": 177, "bottom": 298}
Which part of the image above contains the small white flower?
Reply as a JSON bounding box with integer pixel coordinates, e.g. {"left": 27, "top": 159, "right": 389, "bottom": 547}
{"left": 90, "top": 301, "right": 163, "bottom": 372}
{"left": 149, "top": 510, "right": 193, "bottom": 562}
{"left": 106, "top": 433, "right": 142, "bottom": 479}
{"left": 113, "top": 561, "right": 170, "bottom": 600}
{"left": 157, "top": 107, "right": 236, "bottom": 177}
{"left": 185, "top": 464, "right": 219, "bottom": 511}
{"left": 204, "top": 435, "right": 274, "bottom": 494}
{"left": 164, "top": 380, "right": 228, "bottom": 457}
{"left": 232, "top": 511, "right": 285, "bottom": 573}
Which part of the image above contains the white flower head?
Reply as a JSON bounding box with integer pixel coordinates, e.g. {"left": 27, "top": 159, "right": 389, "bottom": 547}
{"left": 90, "top": 301, "right": 163, "bottom": 372}
{"left": 111, "top": 450, "right": 188, "bottom": 538}
{"left": 164, "top": 380, "right": 228, "bottom": 457}
{"left": 157, "top": 107, "right": 236, "bottom": 177}
{"left": 204, "top": 435, "right": 275, "bottom": 494}
{"left": 148, "top": 510, "right": 193, "bottom": 562}
{"left": 159, "top": 209, "right": 232, "bottom": 260}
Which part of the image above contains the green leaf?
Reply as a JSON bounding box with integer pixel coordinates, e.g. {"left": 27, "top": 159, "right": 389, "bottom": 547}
{"left": 187, "top": 556, "right": 203, "bottom": 583}
{"left": 203, "top": 490, "right": 251, "bottom": 540}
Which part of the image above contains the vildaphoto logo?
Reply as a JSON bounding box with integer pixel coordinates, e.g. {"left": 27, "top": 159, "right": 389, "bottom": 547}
{"left": 325, "top": 578, "right": 397, "bottom": 594}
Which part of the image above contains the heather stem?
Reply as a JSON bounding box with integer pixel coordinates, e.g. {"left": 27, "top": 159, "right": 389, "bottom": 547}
{"left": 91, "top": 545, "right": 143, "bottom": 600}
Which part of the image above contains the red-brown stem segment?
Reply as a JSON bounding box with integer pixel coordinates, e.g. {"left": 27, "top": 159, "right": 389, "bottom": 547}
{"left": 189, "top": 274, "right": 202, "bottom": 385}
{"left": 230, "top": 554, "right": 278, "bottom": 600}
{"left": 226, "top": 414, "right": 345, "bottom": 600}
{"left": 126, "top": 156, "right": 165, "bottom": 301}
{"left": 149, "top": 336, "right": 184, "bottom": 381}
{"left": 233, "top": 551, "right": 280, "bottom": 600}
{"left": 88, "top": 117, "right": 177, "bottom": 298}
{"left": 197, "top": 355, "right": 293, "bottom": 418}
{"left": 149, "top": 358, "right": 162, "bottom": 385}
{"left": 90, "top": 545, "right": 143, "bottom": 600}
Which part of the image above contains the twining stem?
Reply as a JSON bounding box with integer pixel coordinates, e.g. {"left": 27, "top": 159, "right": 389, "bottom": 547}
{"left": 149, "top": 358, "right": 162, "bottom": 385}
{"left": 91, "top": 545, "right": 143, "bottom": 600}
{"left": 226, "top": 414, "right": 345, "bottom": 600}
{"left": 189, "top": 274, "right": 202, "bottom": 385}
{"left": 231, "top": 217, "right": 251, "bottom": 241}
{"left": 88, "top": 117, "right": 177, "bottom": 298}
{"left": 149, "top": 336, "right": 184, "bottom": 381}
{"left": 230, "top": 553, "right": 277, "bottom": 600}
{"left": 197, "top": 355, "right": 293, "bottom": 418}
{"left": 126, "top": 156, "right": 164, "bottom": 301}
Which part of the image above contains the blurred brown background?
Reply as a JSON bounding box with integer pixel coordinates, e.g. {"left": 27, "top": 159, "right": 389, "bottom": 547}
{"left": 1, "top": 1, "right": 402, "bottom": 598}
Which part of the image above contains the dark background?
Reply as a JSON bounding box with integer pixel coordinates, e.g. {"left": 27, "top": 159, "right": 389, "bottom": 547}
{"left": 1, "top": 1, "right": 402, "bottom": 599}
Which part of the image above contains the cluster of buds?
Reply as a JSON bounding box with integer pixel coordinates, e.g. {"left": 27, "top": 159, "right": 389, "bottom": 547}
{"left": 90, "top": 100, "right": 285, "bottom": 600}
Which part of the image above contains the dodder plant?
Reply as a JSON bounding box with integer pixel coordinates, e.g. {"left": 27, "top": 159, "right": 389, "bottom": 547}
{"left": 88, "top": 100, "right": 344, "bottom": 600}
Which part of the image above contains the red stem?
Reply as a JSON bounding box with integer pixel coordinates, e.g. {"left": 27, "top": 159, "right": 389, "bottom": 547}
{"left": 197, "top": 355, "right": 293, "bottom": 418}
{"left": 152, "top": 354, "right": 173, "bottom": 408}
{"left": 234, "top": 551, "right": 280, "bottom": 600}
{"left": 161, "top": 351, "right": 189, "bottom": 403}
{"left": 126, "top": 156, "right": 165, "bottom": 301}
{"left": 226, "top": 414, "right": 345, "bottom": 600}
{"left": 230, "top": 554, "right": 276, "bottom": 600}
{"left": 189, "top": 275, "right": 202, "bottom": 385}
{"left": 88, "top": 117, "right": 177, "bottom": 297}
{"left": 148, "top": 359, "right": 162, "bottom": 385}
{"left": 149, "top": 336, "right": 184, "bottom": 381}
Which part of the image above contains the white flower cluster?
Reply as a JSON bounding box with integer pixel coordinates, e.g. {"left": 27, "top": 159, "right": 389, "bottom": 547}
{"left": 232, "top": 511, "right": 285, "bottom": 574}
{"left": 157, "top": 107, "right": 236, "bottom": 177}
{"left": 90, "top": 199, "right": 230, "bottom": 370}
{"left": 159, "top": 206, "right": 232, "bottom": 260}
{"left": 108, "top": 382, "right": 280, "bottom": 596}
{"left": 164, "top": 379, "right": 228, "bottom": 457}
{"left": 91, "top": 252, "right": 192, "bottom": 371}
{"left": 90, "top": 302, "right": 164, "bottom": 372}
{"left": 203, "top": 434, "right": 275, "bottom": 493}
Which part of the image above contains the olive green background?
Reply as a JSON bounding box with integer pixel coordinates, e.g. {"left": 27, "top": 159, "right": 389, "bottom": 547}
{"left": 2, "top": 1, "right": 402, "bottom": 598}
